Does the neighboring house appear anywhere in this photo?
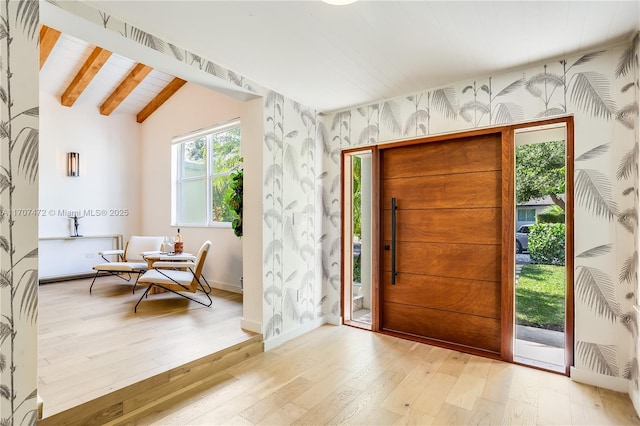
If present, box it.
[516,194,565,229]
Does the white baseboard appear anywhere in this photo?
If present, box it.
[212,280,242,294]
[263,315,330,351]
[326,314,342,325]
[570,366,629,393]
[241,317,262,334]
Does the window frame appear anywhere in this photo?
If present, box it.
[517,208,535,223]
[172,119,241,228]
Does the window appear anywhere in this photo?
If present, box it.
[172,120,241,226]
[517,208,535,222]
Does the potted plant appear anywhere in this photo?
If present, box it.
[225,167,243,237]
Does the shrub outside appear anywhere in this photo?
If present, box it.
[529,223,565,266]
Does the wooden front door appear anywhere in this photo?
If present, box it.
[381,133,503,355]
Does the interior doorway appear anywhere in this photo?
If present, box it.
[513,122,572,374]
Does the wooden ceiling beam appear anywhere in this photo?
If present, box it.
[61,47,112,107]
[39,25,61,69]
[136,77,187,123]
[100,63,153,116]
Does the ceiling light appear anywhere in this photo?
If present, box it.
[322,0,358,5]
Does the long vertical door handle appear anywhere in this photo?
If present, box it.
[391,197,398,285]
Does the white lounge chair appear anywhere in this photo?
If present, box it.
[134,240,212,312]
[89,235,164,294]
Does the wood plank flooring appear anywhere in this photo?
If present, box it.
[38,276,256,418]
[133,325,640,426]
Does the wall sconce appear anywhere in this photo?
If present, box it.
[67,152,79,177]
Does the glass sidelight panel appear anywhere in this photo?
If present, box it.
[514,123,569,374]
[343,150,373,328]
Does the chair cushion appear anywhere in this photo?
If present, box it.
[94,262,147,272]
[137,269,194,287]
[125,236,164,262]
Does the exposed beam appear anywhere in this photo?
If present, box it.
[100,63,153,116]
[61,47,112,107]
[39,25,61,69]
[136,78,187,123]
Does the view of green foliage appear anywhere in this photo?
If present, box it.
[352,156,362,238]
[184,128,242,223]
[529,223,566,266]
[515,140,566,210]
[536,204,565,224]
[516,264,565,331]
[225,168,243,237]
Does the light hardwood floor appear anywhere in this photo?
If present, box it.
[133,325,640,426]
[38,276,256,418]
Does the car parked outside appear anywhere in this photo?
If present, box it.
[516,223,534,254]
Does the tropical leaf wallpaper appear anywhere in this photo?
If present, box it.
[54,1,265,97]
[263,92,323,338]
[0,0,39,424]
[322,37,640,392]
[3,2,639,422]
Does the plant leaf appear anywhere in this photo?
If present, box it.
[20,269,38,323]
[619,252,638,284]
[431,87,458,119]
[403,109,430,136]
[459,100,490,122]
[620,312,638,337]
[0,237,9,253]
[573,51,605,67]
[0,385,9,400]
[570,72,613,120]
[493,102,523,125]
[0,270,10,288]
[575,169,617,220]
[577,244,612,258]
[21,106,38,117]
[616,102,638,130]
[0,322,10,345]
[358,124,378,146]
[526,73,564,97]
[18,127,38,183]
[616,144,638,181]
[575,143,610,162]
[618,208,638,234]
[283,144,299,182]
[623,358,639,381]
[575,266,619,322]
[576,341,619,376]
[615,33,638,78]
[494,78,524,98]
[265,313,282,338]
[129,26,166,52]
[264,240,283,265]
[17,0,39,40]
[168,43,184,61]
[380,101,401,135]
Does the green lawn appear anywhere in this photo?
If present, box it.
[516,264,565,331]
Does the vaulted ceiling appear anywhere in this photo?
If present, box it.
[39,25,185,123]
[41,1,640,116]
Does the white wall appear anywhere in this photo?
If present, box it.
[139,82,252,292]
[38,92,141,277]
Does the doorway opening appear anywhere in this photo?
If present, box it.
[343,149,374,329]
[513,122,571,374]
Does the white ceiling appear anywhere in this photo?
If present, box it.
[40,31,176,115]
[49,0,639,114]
